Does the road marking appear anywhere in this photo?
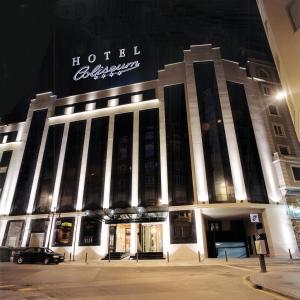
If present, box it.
[217,264,251,272]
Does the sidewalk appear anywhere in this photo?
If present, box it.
[248,267,300,300]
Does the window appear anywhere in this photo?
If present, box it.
[269,105,279,116]
[258,68,270,80]
[79,217,101,246]
[288,0,300,31]
[278,145,290,155]
[292,167,300,181]
[2,220,25,247]
[262,85,271,96]
[273,124,285,137]
[170,211,197,244]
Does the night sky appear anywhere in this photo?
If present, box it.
[0,0,272,124]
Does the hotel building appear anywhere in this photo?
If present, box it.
[0,45,299,260]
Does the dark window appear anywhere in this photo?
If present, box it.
[10,110,48,215]
[110,113,133,208]
[227,81,268,203]
[274,124,285,137]
[96,99,108,109]
[292,167,300,181]
[79,217,101,246]
[33,124,64,214]
[142,89,156,101]
[0,151,12,198]
[2,220,25,247]
[269,105,278,116]
[194,62,234,203]
[53,217,74,247]
[118,94,131,105]
[208,221,222,232]
[279,145,289,155]
[55,106,66,116]
[139,109,161,207]
[262,85,271,96]
[164,84,193,205]
[0,131,17,143]
[57,121,86,212]
[74,102,86,113]
[83,117,109,210]
[26,219,49,247]
[170,210,197,244]
[258,68,270,80]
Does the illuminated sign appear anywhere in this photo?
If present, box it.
[72,46,141,81]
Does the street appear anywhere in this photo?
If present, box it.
[0,260,288,300]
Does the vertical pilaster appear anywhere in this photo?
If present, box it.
[163,214,170,255]
[76,119,91,211]
[157,86,169,205]
[184,62,209,202]
[51,123,70,211]
[26,122,50,214]
[0,220,8,246]
[130,224,137,255]
[194,208,208,258]
[72,215,81,259]
[103,116,115,209]
[21,218,31,247]
[214,60,247,201]
[131,111,139,207]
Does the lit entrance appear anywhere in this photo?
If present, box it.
[108,224,131,253]
[138,224,163,252]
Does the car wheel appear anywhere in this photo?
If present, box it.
[17,257,24,264]
[44,257,50,265]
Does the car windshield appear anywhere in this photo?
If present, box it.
[44,248,54,254]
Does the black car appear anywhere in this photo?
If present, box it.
[13,247,64,265]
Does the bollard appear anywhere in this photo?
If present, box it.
[85,252,88,263]
[136,252,139,263]
[72,253,75,261]
[225,250,228,262]
[63,252,65,260]
[198,250,201,263]
[108,251,111,263]
[259,254,267,272]
[167,251,169,263]
[288,248,293,263]
[69,253,72,261]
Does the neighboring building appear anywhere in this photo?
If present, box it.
[0,45,299,261]
[257,0,300,141]
[257,0,300,252]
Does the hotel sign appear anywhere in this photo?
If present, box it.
[71,46,141,81]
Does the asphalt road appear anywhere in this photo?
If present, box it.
[0,262,280,300]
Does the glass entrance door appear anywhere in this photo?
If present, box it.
[140,224,163,252]
[109,224,130,253]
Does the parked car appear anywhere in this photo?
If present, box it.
[13,247,64,265]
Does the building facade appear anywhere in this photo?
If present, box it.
[0,45,299,261]
[257,0,300,140]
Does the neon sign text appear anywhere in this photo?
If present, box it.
[72,46,141,81]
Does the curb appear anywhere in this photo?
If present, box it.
[246,275,300,300]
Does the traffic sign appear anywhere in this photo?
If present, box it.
[250,213,260,223]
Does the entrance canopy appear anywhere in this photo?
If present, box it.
[85,205,168,224]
